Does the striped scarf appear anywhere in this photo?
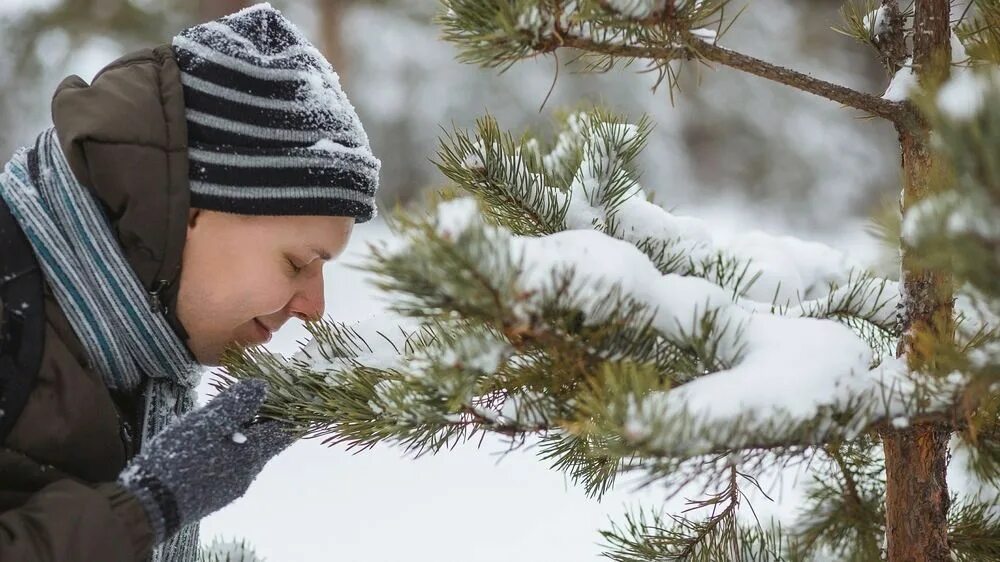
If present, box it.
[0,128,201,561]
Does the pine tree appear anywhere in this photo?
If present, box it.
[199,537,265,562]
[219,1,1000,559]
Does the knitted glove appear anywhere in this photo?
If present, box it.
[118,379,296,544]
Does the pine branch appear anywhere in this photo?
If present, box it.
[435,115,569,236]
[538,430,640,499]
[599,469,788,561]
[789,439,886,561]
[949,496,1000,560]
[439,109,881,307]
[904,72,1000,304]
[549,32,908,122]
[574,358,971,496]
[765,271,900,330]
[198,537,264,562]
[438,1,909,121]
[226,194,952,487]
[760,271,901,364]
[956,406,1000,484]
[836,0,911,75]
[957,0,1000,64]
[204,3,1000,558]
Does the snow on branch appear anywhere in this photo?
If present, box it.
[439,110,892,307]
[376,198,925,454]
[220,111,926,469]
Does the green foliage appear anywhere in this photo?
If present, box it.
[903,68,1000,432]
[435,109,652,236]
[600,483,789,562]
[957,0,1000,65]
[955,404,1000,485]
[435,109,770,302]
[836,0,890,47]
[435,0,736,93]
[907,69,1000,299]
[788,439,885,561]
[198,537,264,562]
[949,496,1000,561]
[436,114,568,236]
[834,0,912,70]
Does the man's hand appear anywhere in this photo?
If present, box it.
[118,379,296,544]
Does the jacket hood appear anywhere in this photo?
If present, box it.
[50,44,194,354]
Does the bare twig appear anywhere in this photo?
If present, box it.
[693,39,908,123]
[544,33,909,123]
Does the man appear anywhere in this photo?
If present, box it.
[0,3,379,561]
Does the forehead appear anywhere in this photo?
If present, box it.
[244,213,350,231]
[260,214,354,251]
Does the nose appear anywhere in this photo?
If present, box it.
[288,269,326,322]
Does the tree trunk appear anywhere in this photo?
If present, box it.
[199,0,250,21]
[882,1,954,560]
[317,0,350,79]
[882,423,952,561]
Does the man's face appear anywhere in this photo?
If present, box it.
[176,208,354,366]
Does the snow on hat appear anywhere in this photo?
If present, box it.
[171,3,380,222]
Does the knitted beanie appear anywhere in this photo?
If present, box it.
[171,3,379,222]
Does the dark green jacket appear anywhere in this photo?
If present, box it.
[0,44,194,561]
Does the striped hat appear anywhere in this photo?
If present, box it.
[171,3,380,222]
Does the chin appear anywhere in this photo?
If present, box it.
[186,339,227,367]
[191,347,221,367]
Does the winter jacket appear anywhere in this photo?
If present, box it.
[0,44,194,561]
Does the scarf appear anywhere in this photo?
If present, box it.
[0,128,202,562]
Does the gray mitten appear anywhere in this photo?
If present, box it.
[118,379,296,544]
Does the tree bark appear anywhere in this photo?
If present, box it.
[882,424,952,561]
[882,1,955,560]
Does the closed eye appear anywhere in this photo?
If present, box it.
[286,258,303,274]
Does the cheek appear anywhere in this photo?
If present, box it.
[237,273,294,317]
[177,261,231,327]
[181,251,282,323]
[181,229,298,325]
